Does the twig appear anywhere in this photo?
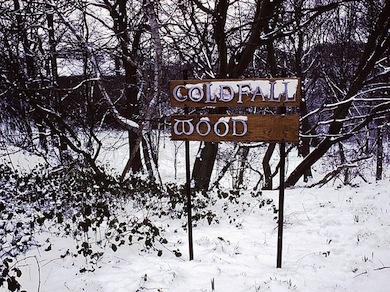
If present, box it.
[374,266,390,271]
[301,203,311,221]
[353,270,368,278]
[34,255,41,292]
[10,255,41,291]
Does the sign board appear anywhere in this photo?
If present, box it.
[171,114,299,142]
[170,78,300,108]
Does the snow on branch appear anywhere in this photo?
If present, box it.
[301,101,390,141]
[51,1,139,132]
[301,86,390,122]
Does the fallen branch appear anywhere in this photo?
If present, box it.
[374,266,390,271]
[309,163,357,188]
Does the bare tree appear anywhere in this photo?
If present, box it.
[164,0,361,191]
[1,0,388,189]
[286,0,390,186]
[165,0,287,191]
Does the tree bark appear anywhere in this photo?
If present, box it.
[262,143,275,190]
[235,146,250,189]
[192,141,219,192]
[376,125,383,181]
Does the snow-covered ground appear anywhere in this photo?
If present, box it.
[1,137,389,292]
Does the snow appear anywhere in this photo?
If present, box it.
[217,117,231,123]
[1,135,390,292]
[232,116,248,121]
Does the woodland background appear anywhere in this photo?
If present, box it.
[0,1,389,291]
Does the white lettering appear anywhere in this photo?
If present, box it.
[172,116,249,139]
[251,85,266,102]
[204,82,216,103]
[283,81,296,102]
[172,79,299,105]
[173,118,194,135]
[188,86,204,102]
[237,83,250,104]
[173,85,187,102]
[232,117,248,136]
[214,118,230,137]
[269,81,280,102]
[196,118,211,136]
[219,85,235,102]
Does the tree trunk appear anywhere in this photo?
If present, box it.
[142,136,154,179]
[235,146,249,189]
[298,93,312,182]
[286,137,332,187]
[46,4,58,86]
[338,142,349,184]
[125,63,143,173]
[376,125,383,181]
[192,141,219,192]
[115,0,142,173]
[47,3,66,154]
[262,143,275,190]
[191,1,229,192]
[14,0,48,151]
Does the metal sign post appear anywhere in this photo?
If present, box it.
[277,139,286,268]
[184,107,194,261]
[276,108,287,268]
[182,70,194,261]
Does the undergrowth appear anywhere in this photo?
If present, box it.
[0,159,275,291]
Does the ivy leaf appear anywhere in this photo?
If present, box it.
[7,276,20,292]
[56,213,63,224]
[13,268,22,278]
[2,268,9,277]
[84,204,92,216]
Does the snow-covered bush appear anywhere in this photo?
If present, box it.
[0,153,279,292]
[0,161,177,291]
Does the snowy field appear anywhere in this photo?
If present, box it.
[1,136,389,292]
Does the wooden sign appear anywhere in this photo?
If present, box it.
[169,78,301,265]
[170,78,300,108]
[171,114,299,142]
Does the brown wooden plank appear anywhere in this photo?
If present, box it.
[171,114,299,142]
[170,78,300,108]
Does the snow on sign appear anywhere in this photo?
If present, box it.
[171,114,299,142]
[170,78,300,107]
